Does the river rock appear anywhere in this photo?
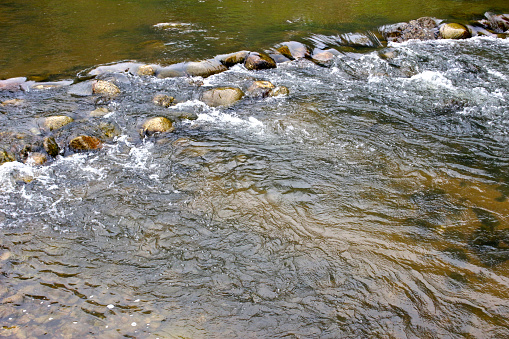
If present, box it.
[244,52,277,70]
[137,64,157,76]
[68,80,95,96]
[217,51,250,67]
[92,80,120,96]
[69,135,103,151]
[246,81,275,97]
[275,41,310,60]
[440,23,471,39]
[270,86,290,97]
[43,116,74,131]
[26,152,47,166]
[153,94,175,107]
[141,117,174,136]
[1,99,25,106]
[89,107,109,117]
[43,136,59,157]
[185,59,228,77]
[311,49,338,67]
[88,62,140,76]
[0,77,27,92]
[482,12,509,33]
[380,17,440,42]
[201,87,244,107]
[157,63,187,78]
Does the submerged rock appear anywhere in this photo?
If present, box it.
[157,63,187,78]
[201,87,244,107]
[338,32,381,48]
[440,23,471,39]
[43,116,74,131]
[244,52,277,70]
[246,81,276,97]
[1,99,25,106]
[141,117,174,136]
[92,80,120,97]
[185,59,228,77]
[275,41,310,60]
[270,86,290,97]
[311,49,339,67]
[217,51,250,67]
[43,136,59,157]
[153,94,175,108]
[69,135,103,151]
[89,107,110,117]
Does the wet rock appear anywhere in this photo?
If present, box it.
[137,64,157,76]
[338,32,381,48]
[0,77,27,92]
[43,116,74,131]
[380,17,440,42]
[88,62,140,76]
[26,152,47,166]
[68,80,95,96]
[244,52,277,70]
[201,87,244,107]
[270,53,292,63]
[217,51,250,67]
[0,149,15,165]
[30,80,73,90]
[153,94,175,108]
[1,98,25,106]
[482,12,509,33]
[43,136,59,157]
[270,86,290,97]
[98,122,121,139]
[185,59,228,77]
[168,111,198,121]
[275,41,310,60]
[69,135,103,151]
[140,117,174,136]
[156,63,187,78]
[246,81,276,97]
[440,23,471,39]
[92,80,120,97]
[311,49,338,67]
[89,107,110,117]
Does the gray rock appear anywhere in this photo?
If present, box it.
[185,59,228,77]
[202,87,244,107]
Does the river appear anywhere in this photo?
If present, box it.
[1,1,509,338]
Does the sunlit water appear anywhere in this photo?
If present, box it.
[1,1,509,338]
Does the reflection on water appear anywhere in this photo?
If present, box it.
[1,1,509,338]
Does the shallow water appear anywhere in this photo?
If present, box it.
[2,1,509,339]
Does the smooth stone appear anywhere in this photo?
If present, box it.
[43,116,74,131]
[440,23,471,39]
[276,41,310,59]
[88,62,141,76]
[43,136,59,157]
[26,152,47,166]
[244,52,277,70]
[311,49,338,66]
[141,117,174,136]
[156,63,187,78]
[137,64,157,76]
[185,59,228,77]
[153,94,175,107]
[89,107,109,117]
[246,81,276,97]
[1,99,25,106]
[30,80,73,90]
[201,87,244,107]
[217,51,250,67]
[0,77,27,92]
[92,80,120,96]
[68,80,94,96]
[69,135,103,151]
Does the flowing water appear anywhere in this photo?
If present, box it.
[1,1,509,338]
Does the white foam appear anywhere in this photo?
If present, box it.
[409,71,455,90]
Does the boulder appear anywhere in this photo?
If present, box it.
[43,116,74,131]
[440,23,471,39]
[246,81,275,97]
[201,87,244,107]
[380,17,440,42]
[153,94,175,107]
[69,135,103,151]
[185,59,228,77]
[43,136,59,157]
[244,52,277,70]
[92,80,120,97]
[140,117,174,136]
[217,51,250,67]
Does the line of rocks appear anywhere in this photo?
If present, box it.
[0,12,507,167]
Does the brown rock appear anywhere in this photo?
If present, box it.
[43,136,59,157]
[141,117,174,136]
[1,99,24,106]
[185,59,228,77]
[43,116,74,131]
[153,94,175,107]
[218,51,250,67]
[92,80,120,96]
[246,81,276,97]
[269,86,290,97]
[276,41,310,59]
[440,23,471,39]
[89,107,109,117]
[201,87,244,107]
[137,65,157,76]
[244,52,277,70]
[69,135,103,151]
[26,152,47,166]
